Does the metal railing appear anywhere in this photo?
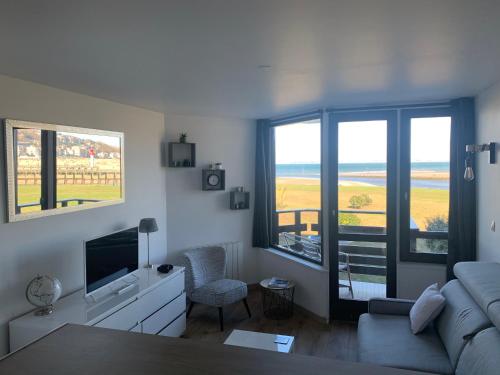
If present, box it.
[16,198,101,214]
[274,208,448,273]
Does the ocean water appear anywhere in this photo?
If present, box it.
[276,162,450,190]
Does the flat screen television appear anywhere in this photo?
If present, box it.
[84,227,139,295]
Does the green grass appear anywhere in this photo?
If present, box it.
[17,184,121,212]
[276,179,449,230]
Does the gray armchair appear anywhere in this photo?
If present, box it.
[181,246,251,331]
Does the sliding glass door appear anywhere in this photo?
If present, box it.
[329,111,397,319]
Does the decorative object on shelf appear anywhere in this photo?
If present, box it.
[464,142,496,182]
[168,142,196,168]
[26,275,62,316]
[179,132,187,143]
[260,278,295,320]
[230,187,250,210]
[202,168,225,191]
[157,264,173,274]
[139,218,158,268]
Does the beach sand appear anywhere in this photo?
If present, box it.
[340,171,449,180]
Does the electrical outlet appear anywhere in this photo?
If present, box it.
[491,220,496,232]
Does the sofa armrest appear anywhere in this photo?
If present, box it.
[368,298,415,315]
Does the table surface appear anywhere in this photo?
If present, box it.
[260,278,296,289]
[224,329,295,353]
[0,324,430,375]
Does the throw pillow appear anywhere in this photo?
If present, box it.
[409,283,446,334]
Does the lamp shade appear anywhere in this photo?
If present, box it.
[139,218,158,233]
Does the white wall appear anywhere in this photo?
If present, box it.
[164,114,258,283]
[0,75,167,355]
[476,82,500,262]
[257,249,329,319]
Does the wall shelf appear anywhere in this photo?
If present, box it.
[230,190,250,210]
[168,142,196,168]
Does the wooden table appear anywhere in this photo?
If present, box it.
[0,324,428,375]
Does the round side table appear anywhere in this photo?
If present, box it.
[260,279,296,320]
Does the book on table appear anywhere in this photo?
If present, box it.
[268,277,289,289]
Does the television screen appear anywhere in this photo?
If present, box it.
[85,227,138,294]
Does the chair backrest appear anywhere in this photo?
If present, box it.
[181,246,226,296]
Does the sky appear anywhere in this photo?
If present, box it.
[275,117,451,164]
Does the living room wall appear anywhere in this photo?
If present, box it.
[0,75,167,355]
[164,114,258,283]
[476,81,500,262]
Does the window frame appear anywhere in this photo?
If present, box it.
[269,112,324,265]
[399,107,452,264]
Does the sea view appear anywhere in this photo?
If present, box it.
[276,162,450,189]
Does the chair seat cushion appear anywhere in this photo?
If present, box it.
[191,279,247,307]
[358,313,453,374]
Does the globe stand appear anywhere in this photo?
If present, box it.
[35,305,54,316]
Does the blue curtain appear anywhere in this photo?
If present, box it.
[252,120,273,248]
[448,98,476,280]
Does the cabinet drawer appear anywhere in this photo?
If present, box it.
[94,298,142,331]
[140,273,184,317]
[94,272,184,331]
[142,293,186,335]
[158,314,186,338]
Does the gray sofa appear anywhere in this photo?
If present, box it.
[358,262,500,374]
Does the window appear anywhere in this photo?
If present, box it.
[400,109,451,263]
[271,117,322,264]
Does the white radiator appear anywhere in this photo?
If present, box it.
[183,241,242,280]
[219,241,242,280]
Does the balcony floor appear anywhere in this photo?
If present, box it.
[339,280,386,301]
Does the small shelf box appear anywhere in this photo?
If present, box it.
[168,142,196,168]
[230,190,250,210]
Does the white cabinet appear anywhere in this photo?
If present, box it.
[9,267,186,352]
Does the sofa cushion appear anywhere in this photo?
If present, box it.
[191,279,247,306]
[435,279,492,369]
[454,262,500,329]
[410,283,446,334]
[456,327,500,375]
[358,313,453,374]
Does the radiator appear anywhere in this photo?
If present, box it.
[183,241,242,280]
[219,241,242,280]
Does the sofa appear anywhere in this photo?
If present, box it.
[357,262,500,374]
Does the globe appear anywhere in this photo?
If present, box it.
[26,275,62,316]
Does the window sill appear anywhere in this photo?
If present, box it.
[260,247,328,272]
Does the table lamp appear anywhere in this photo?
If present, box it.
[139,218,158,268]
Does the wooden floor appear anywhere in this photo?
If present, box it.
[183,287,358,362]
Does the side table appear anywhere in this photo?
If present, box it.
[259,279,296,320]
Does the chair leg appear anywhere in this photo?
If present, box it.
[243,298,251,318]
[347,266,354,298]
[218,307,224,331]
[187,302,195,318]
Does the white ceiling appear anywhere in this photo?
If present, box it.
[1,0,500,119]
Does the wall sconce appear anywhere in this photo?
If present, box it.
[464,142,496,182]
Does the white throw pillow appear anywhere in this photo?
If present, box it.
[409,283,446,334]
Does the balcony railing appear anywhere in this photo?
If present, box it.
[16,198,101,214]
[274,208,447,271]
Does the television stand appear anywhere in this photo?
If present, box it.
[9,267,186,352]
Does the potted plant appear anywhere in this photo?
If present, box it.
[179,133,187,143]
